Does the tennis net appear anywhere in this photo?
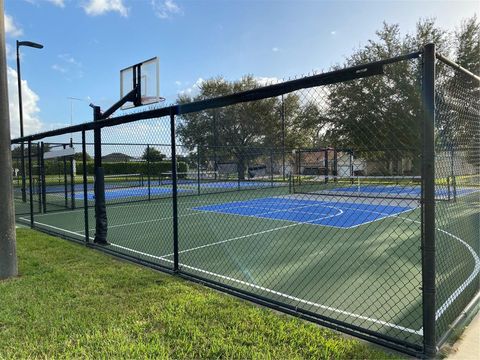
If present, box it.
[104,173,145,189]
[292,175,426,200]
[158,171,281,192]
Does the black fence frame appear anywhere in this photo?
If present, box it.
[10,44,480,358]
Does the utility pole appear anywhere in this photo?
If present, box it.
[0,0,18,279]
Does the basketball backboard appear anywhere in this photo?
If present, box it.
[120,57,160,109]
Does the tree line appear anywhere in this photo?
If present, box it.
[177,16,479,177]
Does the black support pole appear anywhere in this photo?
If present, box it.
[324,149,329,184]
[270,149,274,187]
[27,140,34,227]
[147,145,151,201]
[93,105,108,244]
[82,131,89,243]
[197,147,201,195]
[63,144,68,208]
[70,138,75,209]
[170,110,179,272]
[36,143,42,213]
[40,142,46,213]
[421,43,436,358]
[281,95,286,180]
[213,110,218,180]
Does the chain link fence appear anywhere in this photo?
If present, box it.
[10,45,479,357]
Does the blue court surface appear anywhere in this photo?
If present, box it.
[329,184,476,197]
[193,197,415,228]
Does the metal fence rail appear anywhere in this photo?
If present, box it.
[10,44,479,358]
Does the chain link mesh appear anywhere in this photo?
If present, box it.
[10,50,479,356]
[434,58,480,343]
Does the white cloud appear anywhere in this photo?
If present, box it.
[83,0,128,17]
[151,0,182,19]
[4,14,23,37]
[330,30,337,35]
[7,67,43,138]
[179,78,204,96]
[47,0,65,7]
[272,47,279,52]
[52,54,83,79]
[254,77,279,86]
[5,43,14,60]
[175,80,182,86]
[58,53,82,67]
[52,64,67,73]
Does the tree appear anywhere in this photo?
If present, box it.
[455,15,480,74]
[177,76,316,179]
[438,15,480,169]
[322,20,450,175]
[142,147,165,162]
[74,152,92,162]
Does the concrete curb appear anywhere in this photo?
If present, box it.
[446,312,480,359]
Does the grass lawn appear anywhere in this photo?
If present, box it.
[0,229,397,359]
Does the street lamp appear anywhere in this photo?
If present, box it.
[16,40,43,202]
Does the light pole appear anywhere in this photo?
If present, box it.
[16,40,43,202]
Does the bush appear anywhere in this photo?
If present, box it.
[43,160,187,176]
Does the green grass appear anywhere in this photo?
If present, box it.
[0,229,397,359]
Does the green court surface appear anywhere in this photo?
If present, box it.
[15,187,479,348]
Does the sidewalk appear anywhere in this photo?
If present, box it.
[446,312,480,359]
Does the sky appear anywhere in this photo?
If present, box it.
[3,0,479,140]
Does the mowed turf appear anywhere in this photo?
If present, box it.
[15,185,480,349]
[0,229,398,359]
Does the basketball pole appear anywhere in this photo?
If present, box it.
[0,0,18,279]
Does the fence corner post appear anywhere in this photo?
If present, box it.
[422,42,437,358]
[170,107,179,272]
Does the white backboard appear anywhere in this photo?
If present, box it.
[120,57,160,109]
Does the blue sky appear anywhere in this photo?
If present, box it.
[4,0,479,138]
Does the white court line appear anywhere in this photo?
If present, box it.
[193,199,417,230]
[31,197,216,218]
[435,228,480,320]
[25,198,479,335]
[394,216,480,326]
[19,217,89,239]
[160,209,343,258]
[20,214,423,335]
[79,212,204,233]
[341,207,418,229]
[107,242,421,335]
[21,215,422,335]
[192,201,348,229]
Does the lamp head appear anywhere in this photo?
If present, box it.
[17,41,44,49]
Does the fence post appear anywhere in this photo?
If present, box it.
[93,105,108,245]
[270,149,274,187]
[422,42,436,358]
[197,146,201,195]
[170,109,179,272]
[40,142,46,213]
[63,144,68,208]
[82,131,89,244]
[281,94,286,180]
[28,140,34,227]
[147,145,151,201]
[69,138,75,209]
[324,148,329,184]
[36,143,42,213]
